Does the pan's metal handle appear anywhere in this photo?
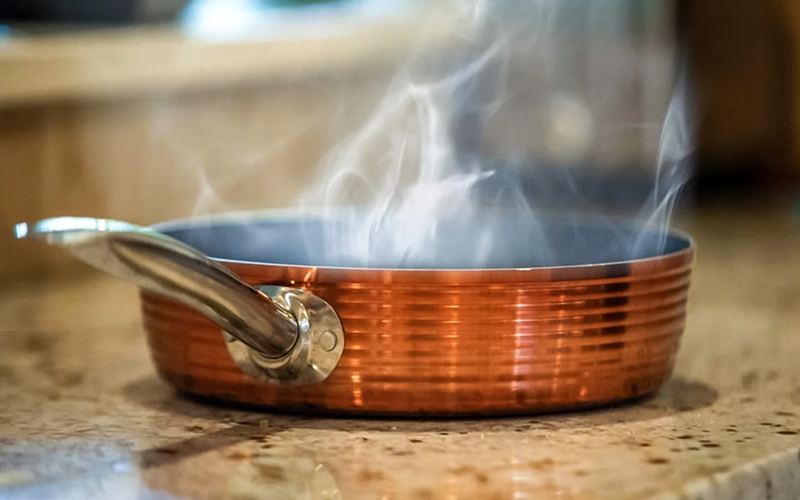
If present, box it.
[14,217,344,385]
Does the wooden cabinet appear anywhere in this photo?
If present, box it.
[682,0,800,174]
[0,6,455,278]
[0,86,371,277]
[783,0,800,171]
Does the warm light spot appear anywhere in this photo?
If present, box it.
[352,374,363,407]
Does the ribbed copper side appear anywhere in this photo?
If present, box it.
[141,248,693,416]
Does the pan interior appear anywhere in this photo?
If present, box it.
[158,215,690,270]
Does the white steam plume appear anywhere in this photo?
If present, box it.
[633,62,695,257]
[298,1,562,269]
[289,0,693,269]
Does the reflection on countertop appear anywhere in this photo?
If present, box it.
[1,202,800,499]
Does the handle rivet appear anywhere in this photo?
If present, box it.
[319,330,338,352]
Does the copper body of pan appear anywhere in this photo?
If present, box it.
[133,212,693,416]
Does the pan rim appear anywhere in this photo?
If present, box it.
[150,207,695,275]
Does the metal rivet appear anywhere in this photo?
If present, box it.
[319,331,337,352]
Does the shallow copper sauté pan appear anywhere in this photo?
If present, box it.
[18,210,693,416]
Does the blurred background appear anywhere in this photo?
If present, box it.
[0,0,798,277]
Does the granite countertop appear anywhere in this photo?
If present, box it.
[1,203,800,499]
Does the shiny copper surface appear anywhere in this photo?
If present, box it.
[141,241,693,416]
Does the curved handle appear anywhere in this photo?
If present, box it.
[15,217,346,385]
[16,217,298,358]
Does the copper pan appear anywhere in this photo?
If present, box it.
[18,211,693,416]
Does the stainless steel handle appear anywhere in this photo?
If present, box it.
[15,217,344,385]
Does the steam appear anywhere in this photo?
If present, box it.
[296,0,692,269]
[297,1,557,268]
[633,64,695,256]
[298,39,509,267]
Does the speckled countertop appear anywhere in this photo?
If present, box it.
[1,204,800,500]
